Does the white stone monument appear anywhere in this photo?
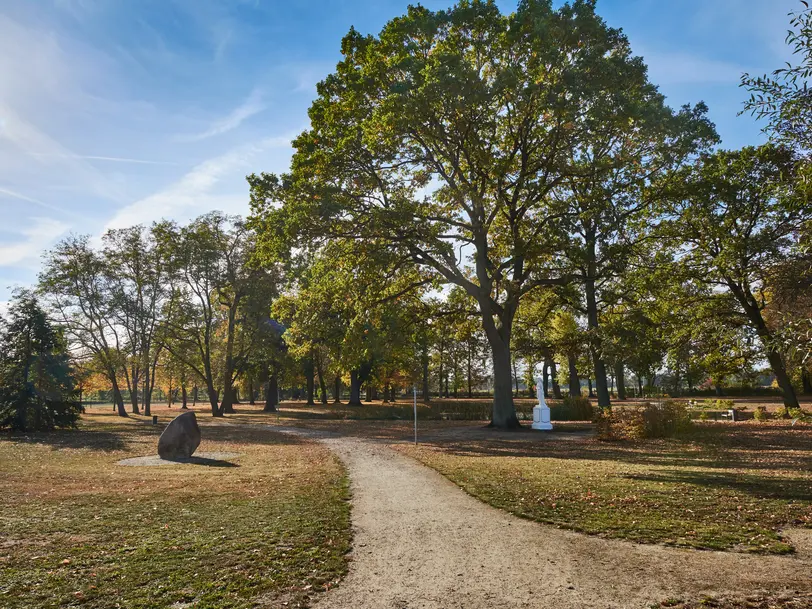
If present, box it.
[531,378,553,431]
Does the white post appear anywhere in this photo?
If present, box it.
[413,386,418,445]
[531,377,553,431]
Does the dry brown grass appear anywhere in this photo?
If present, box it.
[0,411,351,608]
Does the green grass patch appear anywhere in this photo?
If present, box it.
[0,413,351,608]
[397,422,812,554]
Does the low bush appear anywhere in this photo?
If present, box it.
[753,406,769,421]
[687,398,735,410]
[550,396,594,421]
[596,401,693,440]
[788,408,812,423]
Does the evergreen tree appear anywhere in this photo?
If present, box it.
[0,291,82,431]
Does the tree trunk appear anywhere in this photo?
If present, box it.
[444,373,449,398]
[422,344,431,402]
[728,280,799,409]
[512,356,519,397]
[550,360,562,399]
[248,379,255,405]
[315,357,327,405]
[181,385,188,409]
[714,383,724,397]
[567,355,581,397]
[264,372,278,412]
[333,376,342,404]
[111,375,127,417]
[467,344,473,399]
[348,370,362,406]
[304,359,315,406]
[487,335,520,428]
[207,379,220,416]
[130,384,140,415]
[588,378,595,398]
[192,386,198,406]
[220,386,236,414]
[438,338,444,400]
[615,362,627,400]
[543,362,550,398]
[803,369,812,395]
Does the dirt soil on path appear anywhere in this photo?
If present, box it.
[244,425,812,609]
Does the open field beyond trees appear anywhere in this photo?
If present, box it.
[0,412,351,609]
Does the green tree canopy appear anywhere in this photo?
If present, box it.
[249,0,708,427]
[0,291,81,431]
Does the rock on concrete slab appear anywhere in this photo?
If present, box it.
[157,411,201,460]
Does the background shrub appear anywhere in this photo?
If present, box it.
[550,396,594,421]
[596,401,693,440]
[753,406,769,421]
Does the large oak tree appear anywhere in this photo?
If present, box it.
[250,0,705,427]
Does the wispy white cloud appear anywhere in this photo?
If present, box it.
[102,134,294,232]
[176,89,266,142]
[0,102,125,203]
[0,186,84,218]
[641,50,747,86]
[27,152,178,166]
[0,217,70,269]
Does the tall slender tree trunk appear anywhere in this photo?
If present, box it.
[248,379,255,405]
[588,378,595,398]
[315,357,327,404]
[615,362,627,400]
[207,377,220,417]
[584,268,611,407]
[304,358,315,406]
[422,344,431,403]
[437,338,444,400]
[111,374,127,417]
[192,386,198,407]
[264,371,278,412]
[567,355,581,397]
[550,360,562,399]
[466,341,473,398]
[512,356,519,397]
[333,376,342,404]
[181,385,188,409]
[802,369,812,395]
[142,372,151,417]
[728,280,799,409]
[348,370,362,406]
[543,362,550,398]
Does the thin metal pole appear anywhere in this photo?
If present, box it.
[413,386,418,445]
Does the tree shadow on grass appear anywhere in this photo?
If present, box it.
[421,424,812,473]
[622,469,812,503]
[162,456,240,468]
[1,428,129,452]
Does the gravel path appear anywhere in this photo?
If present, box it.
[313,435,810,609]
[223,424,810,608]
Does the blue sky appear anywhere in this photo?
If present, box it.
[0,0,800,302]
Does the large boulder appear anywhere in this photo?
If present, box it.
[157,411,201,460]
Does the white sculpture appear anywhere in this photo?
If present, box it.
[531,377,553,431]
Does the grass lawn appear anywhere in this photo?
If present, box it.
[396,421,812,554]
[0,412,351,608]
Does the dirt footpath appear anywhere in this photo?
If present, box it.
[305,434,810,609]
